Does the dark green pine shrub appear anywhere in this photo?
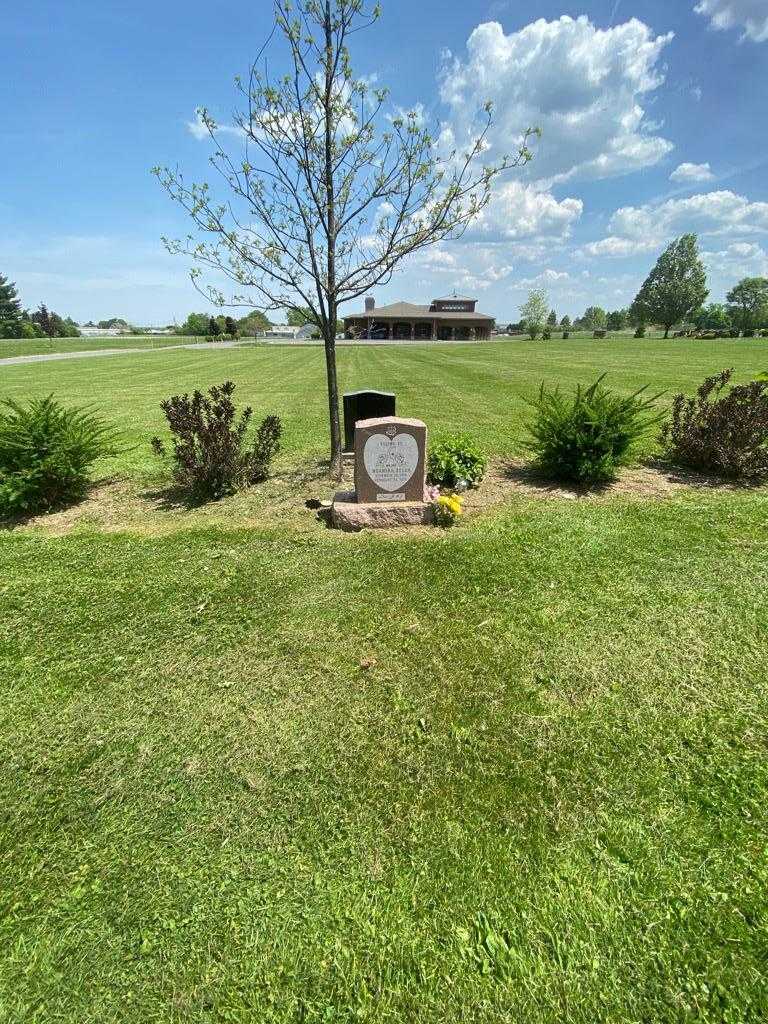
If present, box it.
[0,396,120,515]
[525,375,663,485]
[660,369,768,480]
[151,381,282,501]
[428,433,486,489]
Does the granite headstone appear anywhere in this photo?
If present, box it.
[354,416,427,504]
[343,390,396,452]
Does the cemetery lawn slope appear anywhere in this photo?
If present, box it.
[1,339,767,1022]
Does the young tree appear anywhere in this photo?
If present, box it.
[583,306,608,331]
[560,314,571,331]
[0,273,23,337]
[547,309,558,327]
[208,316,222,337]
[631,234,708,339]
[726,277,768,334]
[520,289,549,340]
[154,0,538,474]
[225,315,239,337]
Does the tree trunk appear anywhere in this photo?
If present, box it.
[323,1,342,480]
[664,326,670,339]
[323,324,343,478]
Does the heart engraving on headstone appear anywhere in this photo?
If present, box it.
[363,432,419,492]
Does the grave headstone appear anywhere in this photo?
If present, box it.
[354,416,427,504]
[343,390,396,452]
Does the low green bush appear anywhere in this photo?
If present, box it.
[525,375,663,485]
[0,396,120,515]
[427,434,486,489]
[151,380,282,501]
[660,369,768,480]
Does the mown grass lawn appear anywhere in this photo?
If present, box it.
[1,338,767,1023]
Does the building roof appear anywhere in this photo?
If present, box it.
[433,294,476,302]
[344,300,493,321]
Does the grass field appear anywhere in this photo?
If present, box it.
[1,338,767,1023]
[0,334,205,360]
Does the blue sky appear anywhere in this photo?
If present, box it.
[2,0,767,325]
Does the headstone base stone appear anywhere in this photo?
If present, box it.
[331,491,434,532]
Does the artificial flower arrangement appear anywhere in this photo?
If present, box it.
[427,484,465,528]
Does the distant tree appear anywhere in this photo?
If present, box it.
[520,289,549,339]
[0,273,23,336]
[606,309,627,331]
[97,318,129,329]
[32,304,56,341]
[560,314,571,331]
[60,316,81,338]
[726,277,768,334]
[287,306,316,327]
[208,316,222,337]
[631,234,708,339]
[695,303,731,333]
[154,0,538,475]
[238,310,272,336]
[179,313,211,336]
[547,309,558,327]
[583,306,608,330]
[224,315,239,338]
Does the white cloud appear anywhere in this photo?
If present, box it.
[514,269,573,289]
[467,181,583,241]
[702,241,768,277]
[408,243,516,292]
[608,190,768,240]
[439,15,674,185]
[580,236,660,258]
[186,110,246,140]
[670,161,715,183]
[694,0,768,43]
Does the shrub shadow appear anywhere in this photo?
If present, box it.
[0,480,111,531]
[642,458,765,492]
[500,461,613,497]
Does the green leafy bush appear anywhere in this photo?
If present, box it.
[427,434,486,489]
[660,369,768,480]
[525,375,663,485]
[0,396,119,515]
[151,380,282,501]
[634,325,646,338]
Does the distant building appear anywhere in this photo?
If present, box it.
[79,326,126,337]
[343,293,495,341]
[263,324,302,339]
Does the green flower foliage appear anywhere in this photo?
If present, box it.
[427,434,486,489]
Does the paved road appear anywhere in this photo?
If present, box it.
[0,340,243,367]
